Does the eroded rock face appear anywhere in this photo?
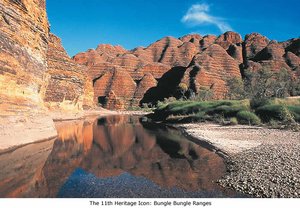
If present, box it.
[74,31,300,109]
[93,68,136,110]
[44,33,94,111]
[132,63,169,80]
[186,44,241,98]
[0,0,98,150]
[227,44,243,63]
[215,31,243,49]
[200,35,217,49]
[136,36,198,67]
[243,38,300,77]
[285,38,300,56]
[73,35,203,109]
[244,33,270,60]
[0,0,49,115]
[285,52,300,70]
[132,73,157,106]
[253,41,285,61]
[0,0,57,149]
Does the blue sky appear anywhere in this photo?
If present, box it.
[46,0,300,57]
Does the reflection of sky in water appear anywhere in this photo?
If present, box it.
[57,169,230,198]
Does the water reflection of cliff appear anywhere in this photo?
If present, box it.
[36,115,226,197]
[0,115,228,197]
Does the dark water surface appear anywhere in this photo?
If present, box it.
[0,115,241,198]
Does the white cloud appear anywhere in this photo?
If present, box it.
[182,3,232,33]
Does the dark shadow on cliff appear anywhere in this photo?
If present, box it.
[140,66,187,105]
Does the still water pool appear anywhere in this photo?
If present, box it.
[0,115,241,198]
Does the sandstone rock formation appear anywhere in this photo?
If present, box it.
[0,0,57,149]
[244,33,270,59]
[243,37,300,78]
[44,33,94,111]
[185,44,241,99]
[0,0,94,150]
[74,31,300,109]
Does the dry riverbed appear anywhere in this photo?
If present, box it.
[178,123,300,198]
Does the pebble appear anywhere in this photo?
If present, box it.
[218,143,300,198]
[180,122,300,198]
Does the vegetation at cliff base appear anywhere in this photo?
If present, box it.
[150,98,299,129]
[147,68,300,130]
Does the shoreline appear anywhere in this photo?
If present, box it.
[0,109,147,152]
[177,122,300,198]
[51,109,148,121]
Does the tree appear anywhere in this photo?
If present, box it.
[226,77,246,100]
[290,77,300,96]
[245,68,274,100]
[177,83,188,99]
[197,86,214,101]
[272,68,293,98]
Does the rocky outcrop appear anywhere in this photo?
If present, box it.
[185,44,241,98]
[74,36,202,109]
[215,32,243,63]
[285,52,300,70]
[134,36,199,67]
[0,0,57,149]
[200,35,217,49]
[285,38,300,56]
[132,63,169,80]
[244,33,270,60]
[243,38,300,78]
[0,0,97,150]
[215,31,243,49]
[44,33,94,111]
[74,32,300,109]
[132,73,157,106]
[253,41,285,61]
[93,69,136,110]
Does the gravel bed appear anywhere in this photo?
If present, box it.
[219,143,300,197]
[178,123,300,198]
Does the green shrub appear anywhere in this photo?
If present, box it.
[196,86,214,101]
[153,100,251,121]
[212,114,224,124]
[256,105,283,122]
[151,96,300,126]
[250,98,273,109]
[268,119,280,128]
[279,105,295,124]
[273,98,300,106]
[288,106,300,122]
[237,111,261,125]
[188,111,210,122]
[207,104,248,117]
[230,117,238,125]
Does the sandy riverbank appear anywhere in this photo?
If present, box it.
[178,123,300,197]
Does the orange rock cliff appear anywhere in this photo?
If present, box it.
[0,0,56,149]
[74,33,300,109]
[0,0,94,149]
